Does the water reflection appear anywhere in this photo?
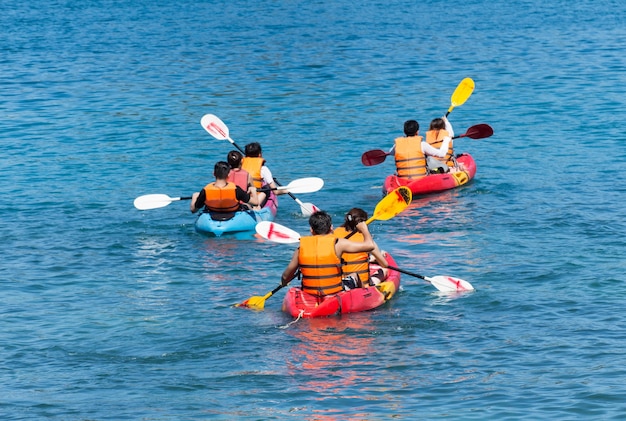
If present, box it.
[285,314,377,395]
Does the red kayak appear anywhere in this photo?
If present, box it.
[383,153,476,196]
[282,253,401,318]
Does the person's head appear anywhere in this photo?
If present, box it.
[213,161,231,180]
[227,150,243,168]
[429,118,445,130]
[308,211,333,235]
[404,120,419,136]
[245,142,262,157]
[343,208,368,232]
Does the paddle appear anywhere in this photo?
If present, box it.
[133,177,323,211]
[385,266,474,292]
[200,114,321,216]
[255,186,412,244]
[234,284,284,310]
[446,77,475,117]
[240,187,413,309]
[361,123,494,166]
[134,194,193,210]
[255,223,474,292]
[258,177,324,194]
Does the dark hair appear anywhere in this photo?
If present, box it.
[343,208,368,232]
[213,161,231,179]
[404,120,419,136]
[309,211,333,235]
[227,150,243,168]
[429,118,445,130]
[244,142,262,157]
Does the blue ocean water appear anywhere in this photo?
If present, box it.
[3,0,626,419]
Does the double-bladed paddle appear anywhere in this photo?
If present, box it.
[200,113,321,216]
[255,220,475,293]
[134,177,323,210]
[236,187,413,309]
[361,123,494,166]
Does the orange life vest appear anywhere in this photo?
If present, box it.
[203,182,240,213]
[425,129,454,166]
[394,136,427,179]
[227,168,249,191]
[333,226,370,285]
[241,157,265,188]
[299,235,343,297]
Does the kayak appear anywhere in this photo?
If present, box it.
[383,153,476,197]
[194,191,278,237]
[282,253,401,318]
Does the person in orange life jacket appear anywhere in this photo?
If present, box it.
[333,208,389,289]
[281,211,375,297]
[190,161,260,220]
[388,119,451,180]
[242,142,287,207]
[425,115,455,173]
[226,150,257,199]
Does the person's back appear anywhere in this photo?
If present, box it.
[394,120,428,179]
[199,161,240,219]
[226,150,252,191]
[241,142,266,189]
[190,161,259,220]
[299,234,344,297]
[281,211,376,296]
[425,117,454,169]
[335,208,388,288]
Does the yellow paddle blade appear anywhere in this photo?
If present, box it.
[235,292,270,310]
[450,77,475,108]
[367,186,412,223]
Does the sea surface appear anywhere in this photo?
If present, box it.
[3,0,626,419]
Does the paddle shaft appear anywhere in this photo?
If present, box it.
[387,265,427,281]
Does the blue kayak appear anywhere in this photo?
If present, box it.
[194,191,278,237]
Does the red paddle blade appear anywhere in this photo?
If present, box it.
[361,149,390,166]
[463,124,493,139]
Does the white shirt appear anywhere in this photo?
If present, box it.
[261,166,274,186]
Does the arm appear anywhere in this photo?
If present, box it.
[370,241,388,268]
[281,248,300,286]
[190,190,205,213]
[443,115,454,138]
[421,137,450,158]
[336,221,375,256]
[262,166,286,196]
[236,185,258,206]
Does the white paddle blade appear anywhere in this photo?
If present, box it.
[255,221,301,244]
[277,177,324,194]
[427,275,475,292]
[201,114,231,142]
[134,194,174,210]
[300,202,320,217]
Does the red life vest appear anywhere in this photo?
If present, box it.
[203,182,239,213]
[394,136,427,179]
[298,235,343,297]
[227,168,249,191]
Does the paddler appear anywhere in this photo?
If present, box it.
[424,115,456,173]
[190,161,259,220]
[388,119,451,179]
[242,142,287,207]
[334,208,389,289]
[281,211,375,297]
